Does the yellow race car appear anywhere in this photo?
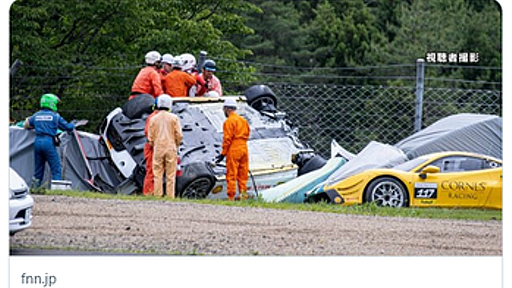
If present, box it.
[305,152,502,209]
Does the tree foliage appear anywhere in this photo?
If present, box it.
[231,0,501,88]
[10,0,259,127]
[10,0,501,131]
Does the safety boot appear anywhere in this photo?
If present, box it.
[239,191,249,201]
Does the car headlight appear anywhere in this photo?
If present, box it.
[10,187,29,199]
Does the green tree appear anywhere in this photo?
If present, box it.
[10,0,259,128]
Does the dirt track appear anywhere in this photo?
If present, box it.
[10,195,502,256]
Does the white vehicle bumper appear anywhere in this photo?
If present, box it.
[9,195,34,234]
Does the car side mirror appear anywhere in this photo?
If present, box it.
[419,165,440,179]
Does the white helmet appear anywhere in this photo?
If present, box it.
[145,51,161,65]
[206,91,220,98]
[171,56,184,69]
[161,54,174,65]
[223,98,237,108]
[180,53,197,72]
[157,94,173,109]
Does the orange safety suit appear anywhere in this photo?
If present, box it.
[221,111,250,200]
[142,110,160,196]
[162,70,197,97]
[148,111,183,198]
[130,66,164,100]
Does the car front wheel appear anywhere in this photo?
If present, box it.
[365,177,409,208]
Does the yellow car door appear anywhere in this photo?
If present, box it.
[437,170,493,207]
[415,155,495,208]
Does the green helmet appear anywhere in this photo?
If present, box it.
[40,93,60,111]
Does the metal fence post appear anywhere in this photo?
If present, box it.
[414,58,425,132]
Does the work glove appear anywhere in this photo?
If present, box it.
[214,154,225,164]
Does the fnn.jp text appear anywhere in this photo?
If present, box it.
[21,273,57,287]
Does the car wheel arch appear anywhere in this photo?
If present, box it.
[363,175,410,207]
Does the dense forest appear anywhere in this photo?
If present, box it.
[231,0,501,88]
[10,0,501,86]
[10,0,502,148]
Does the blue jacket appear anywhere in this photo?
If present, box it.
[28,108,75,137]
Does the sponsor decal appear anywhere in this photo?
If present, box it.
[35,115,53,121]
[448,193,478,200]
[441,181,486,192]
[247,184,272,191]
[420,200,434,204]
[414,183,437,199]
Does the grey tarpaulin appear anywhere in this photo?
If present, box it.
[325,141,408,187]
[9,126,123,192]
[324,114,501,187]
[395,113,502,160]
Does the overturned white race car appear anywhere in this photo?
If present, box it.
[98,85,327,199]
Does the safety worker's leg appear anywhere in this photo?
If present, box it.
[33,138,47,187]
[153,149,165,197]
[225,152,239,201]
[142,143,154,196]
[164,151,177,199]
[237,150,249,200]
[45,143,62,181]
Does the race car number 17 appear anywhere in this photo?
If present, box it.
[414,183,438,199]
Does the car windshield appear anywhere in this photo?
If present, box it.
[393,157,428,172]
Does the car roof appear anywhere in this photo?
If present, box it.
[417,151,502,163]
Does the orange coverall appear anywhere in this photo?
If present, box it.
[130,66,164,99]
[142,110,160,196]
[221,111,250,200]
[162,70,197,97]
[148,111,183,198]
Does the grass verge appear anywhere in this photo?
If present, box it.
[9,244,202,255]
[34,189,501,221]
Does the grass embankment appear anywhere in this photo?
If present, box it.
[35,189,501,221]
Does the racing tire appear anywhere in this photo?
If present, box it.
[122,94,155,119]
[365,177,409,208]
[244,85,278,111]
[176,162,216,199]
[297,154,327,176]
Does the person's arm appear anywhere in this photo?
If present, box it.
[174,116,183,148]
[185,73,197,87]
[148,118,155,147]
[152,70,164,96]
[212,76,223,96]
[195,74,207,96]
[23,116,33,129]
[221,119,234,156]
[57,115,75,131]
